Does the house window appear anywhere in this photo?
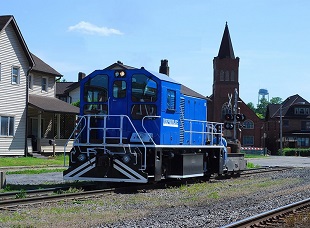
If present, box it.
[243,135,254,146]
[294,107,310,115]
[0,116,14,136]
[12,66,20,84]
[167,89,176,111]
[301,121,310,131]
[29,75,33,89]
[297,137,309,147]
[283,119,289,127]
[42,77,48,92]
[243,120,254,129]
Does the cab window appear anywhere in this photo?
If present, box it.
[84,74,108,102]
[113,81,126,98]
[167,89,176,111]
[132,74,157,102]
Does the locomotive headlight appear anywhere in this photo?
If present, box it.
[114,71,119,77]
[77,153,87,162]
[122,155,131,163]
[119,71,125,77]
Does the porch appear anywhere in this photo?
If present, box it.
[27,94,79,154]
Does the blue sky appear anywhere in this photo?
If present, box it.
[2,1,310,105]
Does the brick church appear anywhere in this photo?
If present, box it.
[207,23,263,148]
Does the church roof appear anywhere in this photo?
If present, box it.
[217,22,235,59]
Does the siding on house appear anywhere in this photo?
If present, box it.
[29,72,56,98]
[69,87,80,103]
[0,23,29,155]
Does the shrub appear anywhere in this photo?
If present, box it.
[282,148,310,156]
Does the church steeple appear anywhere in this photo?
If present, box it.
[208,22,240,123]
[217,22,235,59]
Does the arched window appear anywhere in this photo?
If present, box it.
[243,120,254,129]
[225,71,229,81]
[231,70,235,81]
[220,70,224,81]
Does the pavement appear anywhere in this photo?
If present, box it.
[247,156,310,168]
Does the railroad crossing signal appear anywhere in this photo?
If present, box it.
[224,113,246,130]
[236,113,246,121]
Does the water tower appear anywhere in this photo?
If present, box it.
[258,88,269,104]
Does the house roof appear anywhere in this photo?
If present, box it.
[31,53,62,76]
[217,22,235,59]
[29,94,79,114]
[56,82,75,95]
[267,94,310,118]
[0,15,34,67]
[105,61,136,70]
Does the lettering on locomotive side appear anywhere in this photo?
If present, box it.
[163,118,178,127]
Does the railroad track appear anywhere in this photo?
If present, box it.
[0,166,294,210]
[240,166,294,176]
[223,198,310,227]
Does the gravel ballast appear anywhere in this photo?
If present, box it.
[2,167,310,227]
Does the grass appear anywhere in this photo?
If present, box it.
[243,154,269,158]
[0,154,68,167]
[247,162,260,168]
[6,168,66,175]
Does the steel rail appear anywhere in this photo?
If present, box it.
[0,188,117,209]
[222,197,310,228]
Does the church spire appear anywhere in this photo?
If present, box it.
[217,22,235,59]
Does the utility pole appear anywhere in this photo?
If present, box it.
[233,88,238,141]
[280,104,283,155]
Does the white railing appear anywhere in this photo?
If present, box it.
[183,119,224,145]
[64,114,148,170]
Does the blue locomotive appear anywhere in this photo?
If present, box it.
[63,62,246,183]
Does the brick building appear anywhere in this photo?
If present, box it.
[207,23,264,148]
[265,94,310,153]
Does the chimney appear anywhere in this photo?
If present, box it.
[159,59,169,76]
[78,72,86,81]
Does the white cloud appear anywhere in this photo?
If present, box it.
[68,21,123,36]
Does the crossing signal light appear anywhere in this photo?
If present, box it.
[236,114,246,121]
[225,114,234,121]
[224,122,234,130]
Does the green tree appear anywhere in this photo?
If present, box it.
[72,100,80,107]
[246,97,282,119]
[270,97,282,104]
[56,77,67,82]
[246,102,256,112]
[256,97,269,117]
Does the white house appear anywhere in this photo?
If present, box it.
[0,15,79,156]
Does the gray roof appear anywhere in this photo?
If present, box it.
[56,82,75,95]
[31,53,62,76]
[29,94,79,114]
[267,94,310,119]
